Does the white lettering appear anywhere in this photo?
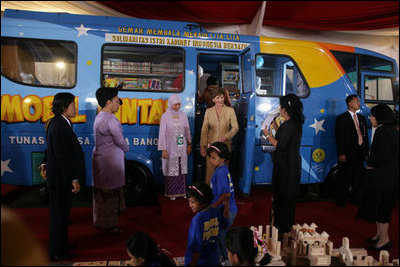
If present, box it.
[84,137,90,145]
[31,137,38,145]
[9,136,16,144]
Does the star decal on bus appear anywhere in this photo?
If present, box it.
[75,24,92,37]
[1,159,14,176]
[309,118,326,135]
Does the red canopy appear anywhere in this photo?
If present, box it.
[98,1,398,31]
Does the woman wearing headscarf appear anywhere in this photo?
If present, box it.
[264,93,304,235]
[158,94,192,200]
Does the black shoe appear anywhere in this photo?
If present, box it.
[368,242,392,251]
[366,237,379,244]
[49,253,77,261]
[335,200,346,207]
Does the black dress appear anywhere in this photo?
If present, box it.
[271,119,302,233]
[357,125,399,223]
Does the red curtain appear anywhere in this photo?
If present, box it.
[263,1,399,31]
[98,1,262,24]
[98,1,399,31]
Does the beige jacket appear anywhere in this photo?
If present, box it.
[200,105,239,150]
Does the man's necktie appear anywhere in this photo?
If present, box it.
[353,113,363,146]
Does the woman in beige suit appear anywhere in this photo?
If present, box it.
[200,87,239,185]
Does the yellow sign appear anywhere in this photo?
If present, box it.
[1,94,168,125]
[312,148,326,163]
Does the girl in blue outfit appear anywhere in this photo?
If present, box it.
[184,183,229,266]
[206,142,238,263]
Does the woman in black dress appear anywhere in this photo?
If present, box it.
[358,104,398,251]
[265,94,304,234]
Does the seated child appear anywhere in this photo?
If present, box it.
[225,227,258,266]
[126,232,174,266]
[184,183,229,266]
[206,142,238,262]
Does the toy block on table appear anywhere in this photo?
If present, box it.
[332,237,368,266]
[250,225,285,266]
[173,257,185,266]
[282,223,332,266]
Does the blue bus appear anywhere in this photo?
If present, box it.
[1,9,398,201]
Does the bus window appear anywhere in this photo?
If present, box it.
[102,44,184,92]
[361,55,394,72]
[365,76,394,102]
[255,54,309,98]
[331,51,358,93]
[1,37,77,88]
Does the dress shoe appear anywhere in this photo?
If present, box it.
[368,242,392,251]
[109,227,123,234]
[49,253,77,261]
[96,226,123,234]
[366,237,379,244]
[335,200,346,207]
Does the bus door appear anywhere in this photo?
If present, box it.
[237,47,256,195]
[195,52,241,183]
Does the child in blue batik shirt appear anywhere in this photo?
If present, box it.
[184,183,228,266]
[206,141,238,263]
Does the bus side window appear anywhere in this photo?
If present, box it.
[1,37,77,88]
[365,76,394,102]
[255,54,309,98]
[101,44,184,92]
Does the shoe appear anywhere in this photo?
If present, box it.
[366,237,379,244]
[369,242,392,251]
[95,226,123,234]
[335,200,346,207]
[109,227,123,234]
[50,253,77,261]
[170,197,176,200]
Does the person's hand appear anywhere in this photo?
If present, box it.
[39,164,47,179]
[338,155,346,163]
[271,119,278,131]
[187,144,192,155]
[263,128,269,137]
[200,146,206,158]
[162,150,168,159]
[366,166,373,170]
[72,180,80,194]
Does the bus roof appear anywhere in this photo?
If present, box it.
[2,9,204,33]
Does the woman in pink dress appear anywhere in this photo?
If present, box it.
[158,94,192,200]
[92,87,129,234]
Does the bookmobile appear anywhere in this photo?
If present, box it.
[1,9,398,202]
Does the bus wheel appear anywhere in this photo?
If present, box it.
[320,164,341,199]
[124,161,157,206]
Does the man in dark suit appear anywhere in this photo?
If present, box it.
[46,93,85,261]
[335,94,369,207]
